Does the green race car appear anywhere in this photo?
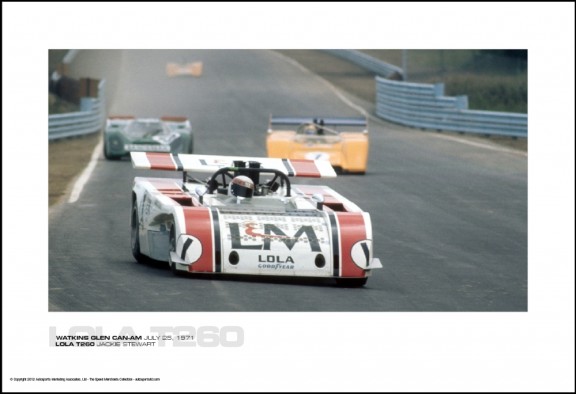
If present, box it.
[103,116,194,160]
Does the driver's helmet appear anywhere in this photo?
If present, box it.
[303,124,317,135]
[229,175,255,198]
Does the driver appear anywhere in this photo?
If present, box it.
[229,175,255,200]
[303,124,317,135]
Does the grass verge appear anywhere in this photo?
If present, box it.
[49,132,101,206]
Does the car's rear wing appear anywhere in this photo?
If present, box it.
[160,116,190,124]
[108,115,135,120]
[131,152,337,178]
[107,116,188,123]
[106,116,135,126]
[269,116,367,127]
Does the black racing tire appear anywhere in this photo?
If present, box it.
[169,224,185,276]
[187,134,194,154]
[343,170,366,176]
[104,140,121,161]
[131,202,146,263]
[335,277,368,287]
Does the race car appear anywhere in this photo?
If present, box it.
[166,62,203,77]
[130,152,382,286]
[266,116,369,174]
[103,116,193,160]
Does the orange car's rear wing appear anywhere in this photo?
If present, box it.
[131,152,337,178]
[270,116,367,127]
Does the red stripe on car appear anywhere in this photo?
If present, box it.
[145,153,177,170]
[183,208,214,273]
[290,159,321,177]
[147,179,182,192]
[336,213,367,278]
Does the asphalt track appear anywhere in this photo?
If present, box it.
[49,50,527,311]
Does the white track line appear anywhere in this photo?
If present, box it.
[427,133,528,156]
[68,137,102,203]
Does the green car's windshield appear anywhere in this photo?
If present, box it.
[127,120,166,138]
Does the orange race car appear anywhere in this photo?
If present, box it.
[166,62,203,77]
[266,116,369,174]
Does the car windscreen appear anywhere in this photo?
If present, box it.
[126,121,166,137]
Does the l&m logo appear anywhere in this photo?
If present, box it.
[228,222,321,252]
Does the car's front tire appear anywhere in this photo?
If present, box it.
[104,140,121,160]
[335,277,368,287]
[169,224,185,276]
[187,134,194,154]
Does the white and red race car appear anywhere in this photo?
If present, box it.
[130,152,382,286]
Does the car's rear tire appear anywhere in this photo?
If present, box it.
[131,202,146,263]
[335,277,368,287]
[343,170,366,175]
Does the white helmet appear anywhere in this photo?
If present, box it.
[303,124,317,135]
[229,175,255,198]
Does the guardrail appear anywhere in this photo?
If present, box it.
[376,77,527,137]
[49,79,106,141]
[323,49,403,79]
[322,50,527,137]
